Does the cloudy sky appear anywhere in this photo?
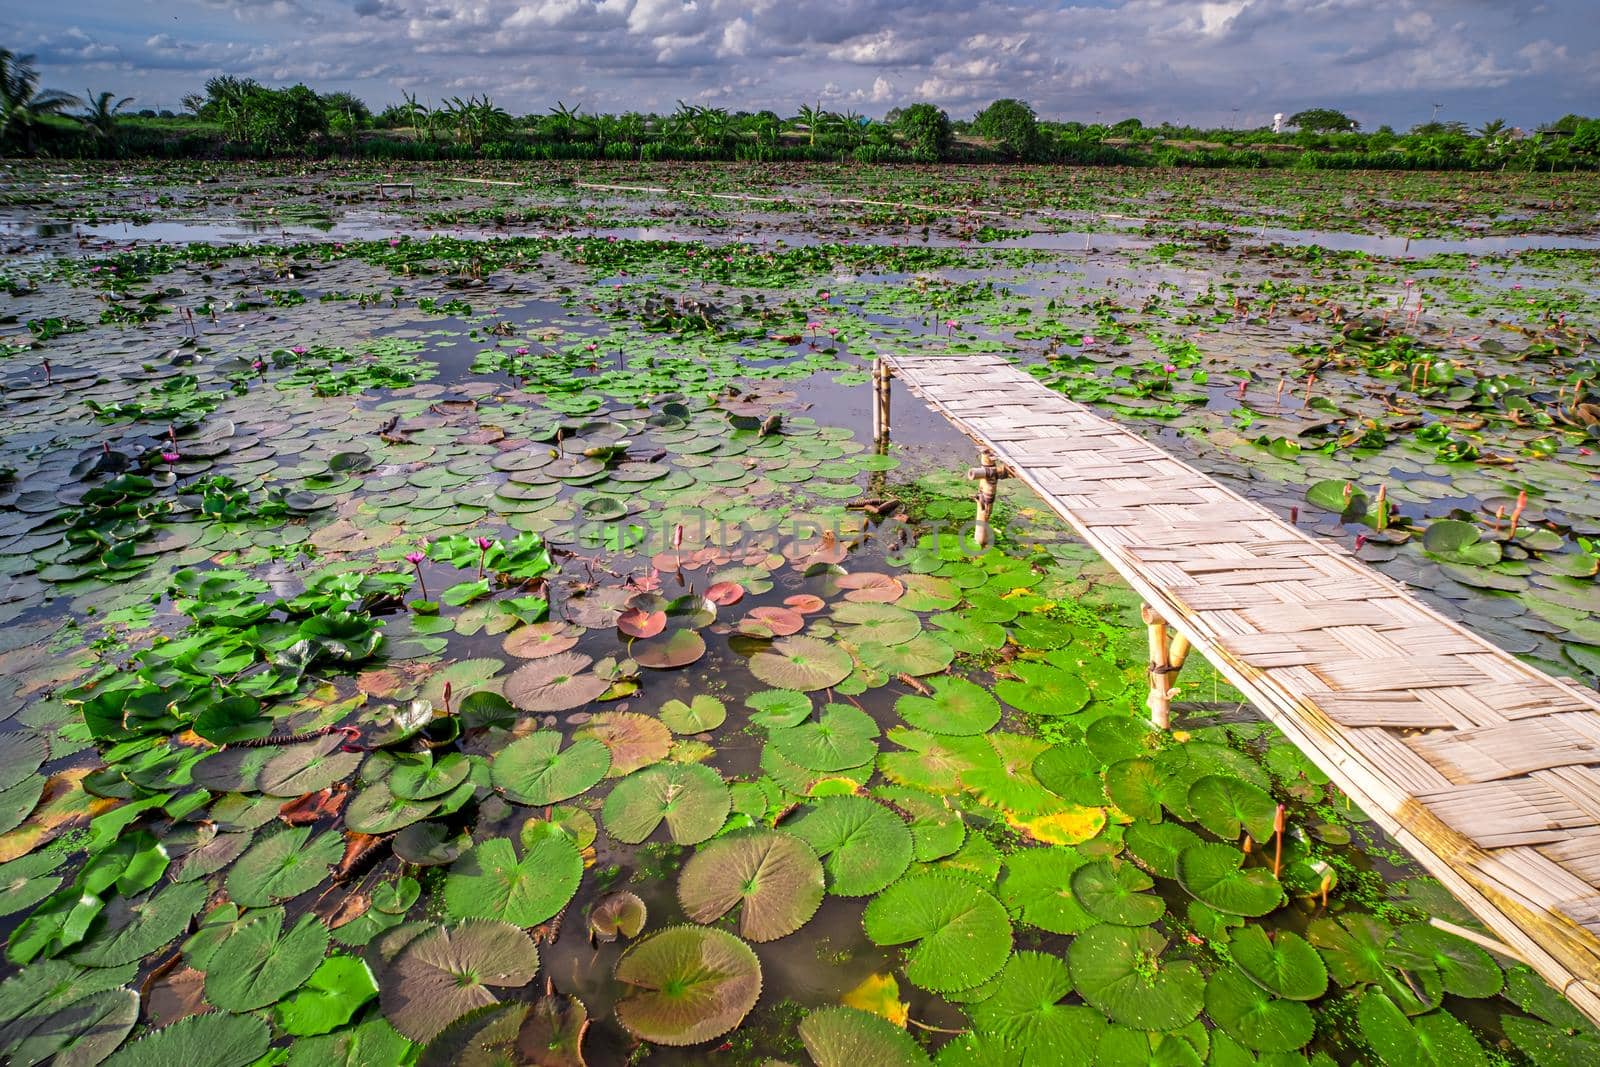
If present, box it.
[5,1,1596,129]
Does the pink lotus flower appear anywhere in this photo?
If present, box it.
[161,451,180,463]
[515,346,529,356]
[1082,335,1097,346]
[290,345,306,355]
[405,551,426,565]
[1162,363,1177,374]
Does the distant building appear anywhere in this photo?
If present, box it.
[1273,113,1285,133]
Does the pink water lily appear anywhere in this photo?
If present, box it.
[161,451,180,464]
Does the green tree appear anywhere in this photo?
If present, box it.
[79,90,134,142]
[239,84,328,153]
[197,75,261,141]
[973,98,1039,160]
[1569,119,1600,158]
[895,102,950,160]
[0,50,79,152]
[1288,108,1358,132]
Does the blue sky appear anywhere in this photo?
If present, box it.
[5,1,1596,129]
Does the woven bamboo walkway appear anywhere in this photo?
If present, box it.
[876,351,1600,1022]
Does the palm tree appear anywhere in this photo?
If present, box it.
[80,90,134,141]
[441,95,510,150]
[794,102,833,146]
[545,100,584,142]
[0,50,79,152]
[1477,118,1508,142]
[400,91,431,141]
[838,109,868,148]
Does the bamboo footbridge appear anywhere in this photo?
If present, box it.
[871,351,1600,1023]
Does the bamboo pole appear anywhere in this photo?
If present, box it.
[1142,602,1182,729]
[1429,918,1529,964]
[970,449,1000,548]
[872,361,892,447]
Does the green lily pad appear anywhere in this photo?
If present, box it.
[505,652,607,711]
[102,1012,269,1067]
[1229,927,1328,1001]
[589,891,647,944]
[603,762,730,845]
[226,826,343,908]
[1176,844,1283,917]
[6,986,138,1067]
[492,732,611,806]
[1068,923,1204,1031]
[874,786,966,861]
[1390,922,1503,999]
[274,954,379,1037]
[1071,859,1164,926]
[204,909,331,1012]
[68,880,209,968]
[1104,757,1164,822]
[995,662,1090,716]
[660,695,727,733]
[1204,966,1314,1053]
[746,689,813,727]
[1123,822,1203,881]
[969,951,1106,1058]
[832,602,922,646]
[894,677,1001,736]
[444,834,582,927]
[1359,991,1488,1066]
[788,795,915,897]
[1186,775,1278,842]
[999,847,1096,935]
[798,1006,931,1067]
[863,872,1012,993]
[391,752,471,801]
[767,703,880,771]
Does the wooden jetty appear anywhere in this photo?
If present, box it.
[873,351,1600,1023]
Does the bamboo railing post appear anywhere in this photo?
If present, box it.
[1142,602,1185,729]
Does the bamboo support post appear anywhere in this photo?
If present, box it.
[872,361,892,447]
[1142,602,1188,729]
[967,449,1007,548]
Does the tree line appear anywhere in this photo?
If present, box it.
[4,50,1597,171]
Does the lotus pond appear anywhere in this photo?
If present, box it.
[0,162,1597,1066]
